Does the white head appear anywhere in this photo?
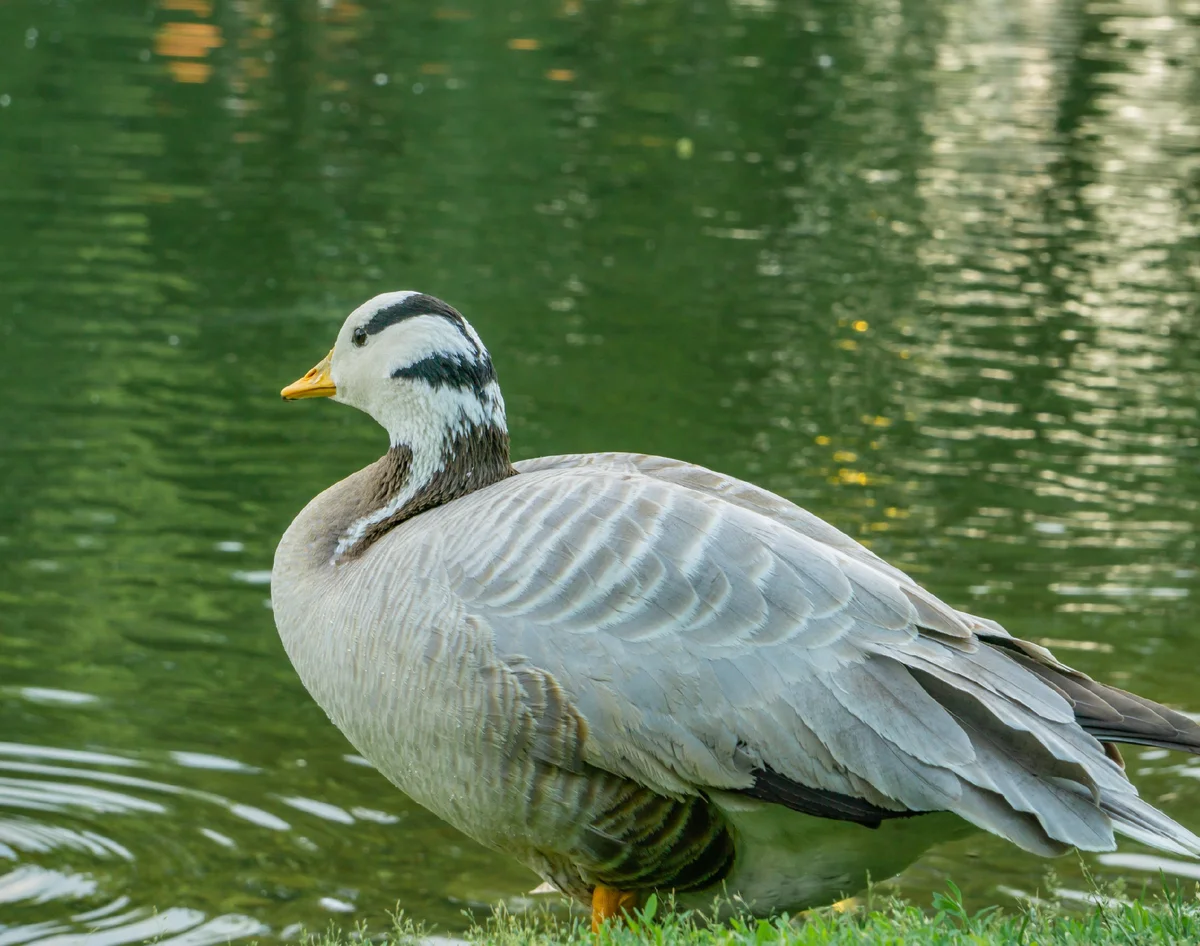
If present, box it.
[283,291,507,446]
[282,292,512,559]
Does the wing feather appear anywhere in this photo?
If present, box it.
[415,457,1200,858]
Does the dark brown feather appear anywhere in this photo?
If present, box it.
[578,780,736,891]
[983,638,1200,755]
[345,425,516,559]
[737,766,922,828]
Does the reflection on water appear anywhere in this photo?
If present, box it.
[0,0,1197,940]
[0,737,270,944]
[0,715,538,939]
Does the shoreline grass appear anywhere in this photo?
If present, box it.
[302,882,1200,946]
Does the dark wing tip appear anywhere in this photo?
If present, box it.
[986,636,1200,756]
[736,766,923,828]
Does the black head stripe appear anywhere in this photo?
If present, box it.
[392,353,496,399]
[363,293,475,348]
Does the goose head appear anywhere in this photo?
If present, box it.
[282,290,506,441]
[282,291,514,558]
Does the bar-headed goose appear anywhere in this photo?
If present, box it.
[272,291,1200,929]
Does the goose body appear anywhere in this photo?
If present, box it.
[272,292,1200,923]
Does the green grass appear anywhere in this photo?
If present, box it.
[302,883,1200,946]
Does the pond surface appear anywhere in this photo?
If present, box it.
[1,0,1198,940]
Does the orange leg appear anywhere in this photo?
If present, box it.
[591,885,640,933]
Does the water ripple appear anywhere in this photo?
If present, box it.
[0,741,374,943]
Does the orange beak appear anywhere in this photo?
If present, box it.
[281,349,336,399]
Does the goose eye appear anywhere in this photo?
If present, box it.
[352,327,368,348]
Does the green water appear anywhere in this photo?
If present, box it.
[1,0,1198,940]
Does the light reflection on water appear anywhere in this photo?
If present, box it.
[0,739,266,943]
[0,687,546,938]
[0,0,1197,940]
[0,729,517,940]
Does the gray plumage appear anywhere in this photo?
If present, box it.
[273,293,1200,916]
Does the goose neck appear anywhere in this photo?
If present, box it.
[334,421,515,560]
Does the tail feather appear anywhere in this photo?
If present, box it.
[984,637,1200,756]
[975,635,1200,858]
[897,635,1200,860]
[1102,793,1200,858]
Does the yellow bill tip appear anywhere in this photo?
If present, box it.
[281,349,336,400]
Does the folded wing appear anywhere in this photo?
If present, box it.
[436,455,1200,859]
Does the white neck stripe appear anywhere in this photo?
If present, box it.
[333,381,506,559]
